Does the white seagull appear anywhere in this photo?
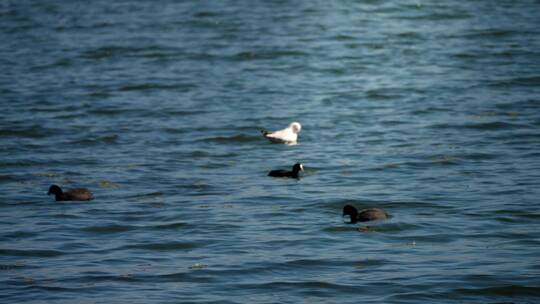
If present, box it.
[261,122,302,144]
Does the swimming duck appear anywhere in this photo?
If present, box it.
[261,122,302,144]
[342,204,389,223]
[268,163,304,178]
[47,184,94,201]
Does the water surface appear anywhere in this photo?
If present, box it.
[1,1,540,303]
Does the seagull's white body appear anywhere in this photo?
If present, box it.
[261,122,302,144]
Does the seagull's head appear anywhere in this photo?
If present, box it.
[289,122,302,134]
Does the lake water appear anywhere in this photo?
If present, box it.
[1,1,540,303]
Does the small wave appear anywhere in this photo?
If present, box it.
[189,150,210,158]
[365,89,403,100]
[380,120,409,126]
[0,174,21,182]
[430,121,525,131]
[233,50,307,61]
[2,231,37,239]
[193,11,218,18]
[376,222,430,234]
[24,285,81,292]
[51,213,81,219]
[81,224,135,234]
[236,280,357,294]
[495,216,520,223]
[327,222,424,234]
[69,134,119,145]
[164,110,208,117]
[88,107,139,116]
[0,263,26,271]
[488,76,540,88]
[383,159,441,169]
[333,34,355,41]
[410,106,451,115]
[466,121,526,130]
[97,271,211,284]
[118,83,196,92]
[456,285,540,297]
[0,126,50,139]
[367,163,403,171]
[22,283,104,293]
[363,42,385,50]
[496,99,537,110]
[76,273,141,283]
[128,191,164,199]
[396,31,423,39]
[431,155,460,165]
[323,226,359,233]
[0,249,64,257]
[149,222,190,230]
[463,29,526,39]
[30,58,74,71]
[143,272,214,283]
[123,242,201,251]
[395,12,471,21]
[452,52,478,59]
[200,134,260,144]
[493,209,540,221]
[80,45,187,61]
[80,46,141,60]
[161,127,188,135]
[283,258,355,268]
[456,152,497,161]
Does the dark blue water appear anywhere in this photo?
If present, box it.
[1,1,540,303]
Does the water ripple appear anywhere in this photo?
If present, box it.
[0,249,64,257]
[122,242,202,251]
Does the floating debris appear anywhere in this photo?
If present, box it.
[32,172,58,177]
[99,180,120,189]
[189,263,208,270]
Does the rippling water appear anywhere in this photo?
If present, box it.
[1,1,540,303]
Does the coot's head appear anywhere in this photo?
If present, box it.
[290,122,302,134]
[48,184,63,196]
[342,204,358,222]
[292,163,304,173]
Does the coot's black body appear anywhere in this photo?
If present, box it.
[48,185,94,201]
[268,163,304,178]
[342,204,389,223]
